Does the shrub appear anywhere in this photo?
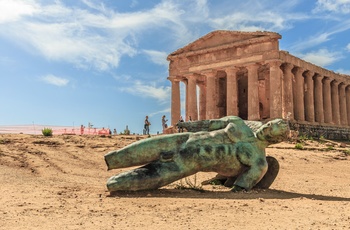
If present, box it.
[42,128,53,136]
[175,174,204,192]
[343,149,350,156]
[295,143,304,150]
[319,135,325,144]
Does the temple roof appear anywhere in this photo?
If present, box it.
[168,30,281,59]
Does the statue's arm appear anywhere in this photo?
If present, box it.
[233,143,268,191]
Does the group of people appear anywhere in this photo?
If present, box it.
[79,125,117,135]
[143,115,193,135]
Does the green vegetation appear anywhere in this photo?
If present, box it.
[319,135,325,144]
[0,138,9,144]
[343,149,350,156]
[175,174,204,192]
[294,143,304,150]
[42,128,53,137]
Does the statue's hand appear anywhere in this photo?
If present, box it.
[231,185,246,192]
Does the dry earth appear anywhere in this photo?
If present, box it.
[0,134,349,230]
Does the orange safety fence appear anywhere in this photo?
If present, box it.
[0,125,112,135]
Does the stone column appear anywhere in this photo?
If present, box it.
[205,70,217,119]
[168,76,181,126]
[346,86,350,126]
[339,83,347,126]
[198,82,206,120]
[269,61,282,118]
[226,67,239,116]
[186,74,198,121]
[282,63,294,119]
[185,80,188,120]
[304,71,315,122]
[331,80,340,125]
[293,67,305,121]
[313,74,324,123]
[247,64,260,120]
[322,77,332,124]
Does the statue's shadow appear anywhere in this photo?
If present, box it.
[108,188,350,202]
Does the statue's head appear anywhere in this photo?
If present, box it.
[256,119,289,144]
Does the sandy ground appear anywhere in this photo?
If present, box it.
[0,133,349,230]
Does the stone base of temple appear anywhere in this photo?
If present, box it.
[289,121,350,140]
[162,126,177,134]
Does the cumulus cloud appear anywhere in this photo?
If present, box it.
[0,0,314,73]
[0,0,38,23]
[299,48,343,67]
[41,74,69,87]
[0,0,187,71]
[119,80,171,103]
[314,0,350,13]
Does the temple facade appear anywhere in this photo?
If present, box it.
[167,30,350,131]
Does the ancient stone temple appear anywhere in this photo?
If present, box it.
[167,30,350,139]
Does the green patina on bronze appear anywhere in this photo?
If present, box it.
[104,116,289,192]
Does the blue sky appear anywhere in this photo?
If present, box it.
[1,0,350,134]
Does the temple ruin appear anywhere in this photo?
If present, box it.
[167,30,350,139]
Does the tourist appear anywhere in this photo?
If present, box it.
[178,116,184,132]
[144,116,151,135]
[80,125,85,135]
[162,115,168,131]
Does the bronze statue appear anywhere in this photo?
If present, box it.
[105,116,288,192]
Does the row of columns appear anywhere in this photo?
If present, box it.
[169,61,350,127]
[288,65,350,126]
[168,61,282,125]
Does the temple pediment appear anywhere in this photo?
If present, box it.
[168,30,281,58]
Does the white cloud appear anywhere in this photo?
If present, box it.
[289,18,350,51]
[336,68,350,75]
[299,48,343,67]
[119,80,171,103]
[143,50,168,67]
[290,33,332,51]
[41,74,69,87]
[347,43,350,51]
[314,0,350,13]
[149,108,171,117]
[0,0,338,74]
[0,0,38,23]
[209,0,308,32]
[0,0,194,71]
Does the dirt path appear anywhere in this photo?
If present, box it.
[0,134,349,229]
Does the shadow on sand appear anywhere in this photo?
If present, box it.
[108,188,350,202]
